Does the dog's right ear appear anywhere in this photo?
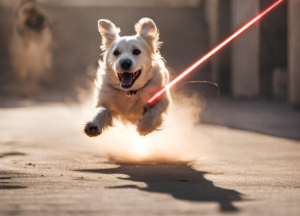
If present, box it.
[98,19,120,51]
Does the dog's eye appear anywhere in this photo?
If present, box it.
[113,50,120,56]
[133,49,141,55]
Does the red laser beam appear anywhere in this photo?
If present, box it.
[145,0,285,109]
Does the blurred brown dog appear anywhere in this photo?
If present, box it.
[10,0,53,95]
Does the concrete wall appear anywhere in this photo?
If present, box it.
[231,0,260,97]
[260,0,287,97]
[205,0,219,82]
[289,0,300,107]
[230,0,287,98]
[205,0,231,93]
[0,3,210,95]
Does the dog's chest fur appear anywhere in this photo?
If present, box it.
[97,85,152,124]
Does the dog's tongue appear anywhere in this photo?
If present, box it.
[121,72,132,86]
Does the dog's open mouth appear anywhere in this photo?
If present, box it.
[117,70,141,89]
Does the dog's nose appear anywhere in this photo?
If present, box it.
[120,59,132,70]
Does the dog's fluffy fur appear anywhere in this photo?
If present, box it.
[10,0,53,94]
[85,18,171,137]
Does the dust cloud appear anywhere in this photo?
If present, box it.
[80,91,213,164]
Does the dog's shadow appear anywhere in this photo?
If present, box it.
[76,163,243,212]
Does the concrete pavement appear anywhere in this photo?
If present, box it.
[202,96,300,140]
[0,97,299,216]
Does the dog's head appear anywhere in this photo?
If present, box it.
[98,18,162,90]
[15,0,50,33]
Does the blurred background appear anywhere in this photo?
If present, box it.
[1,1,300,215]
[0,0,299,139]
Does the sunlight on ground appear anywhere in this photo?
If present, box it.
[130,134,150,159]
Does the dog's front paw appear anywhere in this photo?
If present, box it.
[84,122,101,137]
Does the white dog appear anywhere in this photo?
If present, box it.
[84,18,171,137]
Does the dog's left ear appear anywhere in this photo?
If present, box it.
[135,18,162,53]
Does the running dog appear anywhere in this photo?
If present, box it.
[84,18,171,137]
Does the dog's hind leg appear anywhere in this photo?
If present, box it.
[84,107,112,137]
